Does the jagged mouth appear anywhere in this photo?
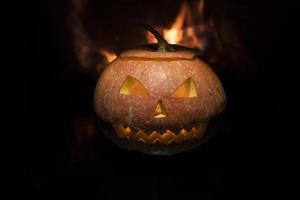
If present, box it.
[113,122,208,145]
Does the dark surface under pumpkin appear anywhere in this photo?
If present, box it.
[94,44,226,155]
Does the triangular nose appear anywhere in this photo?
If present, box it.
[154,100,167,118]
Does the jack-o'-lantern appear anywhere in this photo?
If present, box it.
[94,25,226,155]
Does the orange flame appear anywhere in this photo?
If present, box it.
[99,0,207,66]
[146,0,206,50]
[146,31,157,43]
[163,1,188,44]
[98,49,117,63]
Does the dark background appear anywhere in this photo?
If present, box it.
[18,0,297,199]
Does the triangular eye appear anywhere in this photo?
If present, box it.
[119,75,149,96]
[171,78,197,97]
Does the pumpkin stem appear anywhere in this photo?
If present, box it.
[141,24,175,52]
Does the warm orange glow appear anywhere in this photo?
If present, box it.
[171,78,197,98]
[154,100,167,118]
[146,0,207,50]
[119,76,149,96]
[98,49,117,63]
[114,123,207,145]
[162,1,188,44]
[93,1,208,68]
[146,31,157,43]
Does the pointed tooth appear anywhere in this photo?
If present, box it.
[181,128,194,141]
[123,126,132,139]
[124,126,131,132]
[140,130,151,144]
[160,130,176,145]
[174,132,185,144]
[148,131,161,144]
[180,128,189,137]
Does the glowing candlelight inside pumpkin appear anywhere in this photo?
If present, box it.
[94,25,226,155]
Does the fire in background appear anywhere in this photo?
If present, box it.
[68,0,250,78]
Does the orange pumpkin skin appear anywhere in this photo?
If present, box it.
[94,45,226,155]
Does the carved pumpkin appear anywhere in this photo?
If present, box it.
[94,25,226,155]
